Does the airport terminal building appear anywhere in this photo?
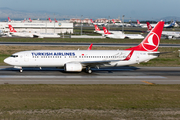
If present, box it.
[0,22,73,34]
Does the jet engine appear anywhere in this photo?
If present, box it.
[64,62,82,72]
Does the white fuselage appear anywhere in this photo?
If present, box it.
[162,31,180,38]
[4,50,158,68]
[10,32,34,38]
[105,33,144,39]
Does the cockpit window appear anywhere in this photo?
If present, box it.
[10,55,18,58]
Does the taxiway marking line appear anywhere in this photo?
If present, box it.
[142,81,155,85]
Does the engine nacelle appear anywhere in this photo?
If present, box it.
[64,62,82,72]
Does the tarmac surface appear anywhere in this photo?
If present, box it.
[0,66,180,84]
[0,42,180,47]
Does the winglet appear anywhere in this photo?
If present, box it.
[123,50,134,61]
[87,44,93,50]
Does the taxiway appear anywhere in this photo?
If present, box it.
[0,66,180,84]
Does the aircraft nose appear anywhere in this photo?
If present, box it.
[4,57,11,64]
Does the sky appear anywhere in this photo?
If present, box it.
[0,0,180,20]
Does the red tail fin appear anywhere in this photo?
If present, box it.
[112,19,115,24]
[126,21,164,52]
[94,25,100,31]
[90,19,94,23]
[87,44,93,50]
[29,18,32,22]
[146,22,152,31]
[49,17,52,22]
[137,20,140,24]
[8,17,11,22]
[8,24,17,32]
[103,27,111,34]
[55,18,58,23]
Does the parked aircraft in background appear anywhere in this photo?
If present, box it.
[8,24,60,38]
[8,17,11,22]
[164,21,176,28]
[112,19,131,27]
[8,24,34,38]
[29,18,32,22]
[4,21,165,73]
[91,19,107,26]
[49,17,52,22]
[55,18,58,23]
[103,27,144,39]
[93,25,104,34]
[147,22,180,39]
[93,25,123,35]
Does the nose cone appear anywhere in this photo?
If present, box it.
[4,57,11,65]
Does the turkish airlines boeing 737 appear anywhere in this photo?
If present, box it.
[4,21,164,73]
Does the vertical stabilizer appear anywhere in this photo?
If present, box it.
[126,21,164,52]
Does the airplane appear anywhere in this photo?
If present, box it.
[55,18,58,23]
[164,21,176,28]
[147,22,180,39]
[93,25,104,34]
[103,27,125,39]
[112,19,131,27]
[103,27,144,39]
[112,19,123,26]
[93,25,123,35]
[8,17,11,22]
[29,18,32,22]
[4,21,165,73]
[49,17,52,22]
[91,19,107,26]
[8,24,60,38]
[8,24,34,38]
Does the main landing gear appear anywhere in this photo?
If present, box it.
[86,67,92,74]
[19,69,23,73]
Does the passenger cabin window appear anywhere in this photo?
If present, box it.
[11,55,18,58]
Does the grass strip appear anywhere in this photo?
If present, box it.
[0,84,180,119]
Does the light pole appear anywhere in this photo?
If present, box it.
[108,16,110,31]
[122,15,125,33]
[45,13,47,33]
[54,14,55,33]
[81,15,83,35]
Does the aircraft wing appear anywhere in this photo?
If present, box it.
[80,60,120,67]
[80,50,134,67]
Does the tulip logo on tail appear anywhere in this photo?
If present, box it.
[142,32,159,51]
[147,22,152,31]
[94,25,100,31]
[8,25,16,32]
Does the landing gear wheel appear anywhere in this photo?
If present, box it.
[86,67,92,74]
[19,69,23,73]
[87,69,92,74]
